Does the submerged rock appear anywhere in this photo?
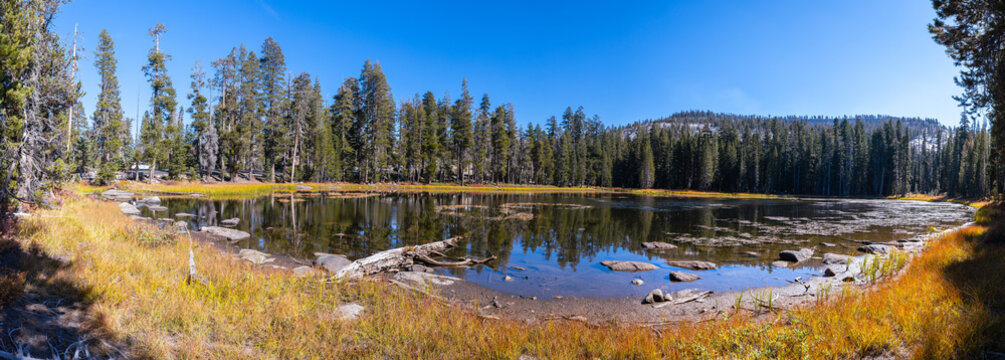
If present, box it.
[314,253,351,273]
[101,189,133,202]
[600,260,659,272]
[146,205,168,212]
[137,196,161,205]
[822,253,851,265]
[200,226,251,241]
[858,244,892,255]
[643,289,665,304]
[771,260,790,268]
[631,278,644,286]
[641,242,678,250]
[779,248,814,263]
[119,202,141,216]
[669,271,700,282]
[665,260,717,270]
[503,275,514,282]
[221,218,240,227]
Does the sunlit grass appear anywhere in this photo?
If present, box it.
[13,194,1004,358]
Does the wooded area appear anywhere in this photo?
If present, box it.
[1,0,1002,214]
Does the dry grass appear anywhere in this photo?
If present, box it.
[627,188,785,199]
[9,195,1005,358]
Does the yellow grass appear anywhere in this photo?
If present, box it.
[11,193,1004,358]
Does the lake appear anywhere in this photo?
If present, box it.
[141,191,973,298]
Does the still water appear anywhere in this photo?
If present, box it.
[142,191,973,298]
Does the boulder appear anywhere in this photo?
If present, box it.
[665,260,717,270]
[118,202,141,216]
[779,248,814,263]
[668,271,700,282]
[200,226,251,242]
[335,303,365,321]
[643,289,665,304]
[146,205,168,212]
[771,260,790,268]
[238,249,273,264]
[173,221,188,228]
[137,196,161,204]
[221,218,240,227]
[503,275,514,282]
[823,267,839,277]
[599,260,659,272]
[409,264,434,273]
[175,212,196,218]
[314,253,352,273]
[858,244,892,255]
[641,242,678,250]
[822,253,851,265]
[631,278,644,286]
[296,185,314,191]
[292,265,317,278]
[101,189,134,202]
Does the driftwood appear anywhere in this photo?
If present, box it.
[334,236,462,280]
[652,290,713,308]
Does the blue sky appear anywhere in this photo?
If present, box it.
[53,0,962,133]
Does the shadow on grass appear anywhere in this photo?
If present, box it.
[0,218,122,358]
[929,203,1005,359]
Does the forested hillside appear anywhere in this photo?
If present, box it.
[1,1,1001,214]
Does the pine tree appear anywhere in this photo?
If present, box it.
[358,60,395,182]
[189,61,217,178]
[451,79,474,185]
[92,29,126,184]
[140,24,177,181]
[331,77,359,181]
[420,91,441,183]
[260,37,287,181]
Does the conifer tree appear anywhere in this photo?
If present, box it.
[92,29,126,184]
[140,24,177,180]
[451,79,474,185]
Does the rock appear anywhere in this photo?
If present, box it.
[858,244,892,255]
[118,202,141,216]
[296,185,314,191]
[741,251,760,257]
[137,196,161,204]
[669,271,700,282]
[503,275,514,281]
[176,212,196,218]
[599,260,659,272]
[335,303,364,321]
[221,218,240,227]
[510,266,525,271]
[820,242,836,247]
[641,242,678,250]
[314,253,352,273]
[771,260,790,268]
[393,271,459,286]
[238,249,273,264]
[822,253,851,265]
[146,205,168,212]
[643,289,665,304]
[779,248,814,263]
[292,265,317,277]
[665,260,717,270]
[200,226,251,241]
[823,267,839,277]
[101,189,133,202]
[173,221,188,228]
[409,264,433,273]
[631,278,644,286]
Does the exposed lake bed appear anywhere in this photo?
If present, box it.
[131,190,974,301]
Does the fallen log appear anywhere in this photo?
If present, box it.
[334,236,462,280]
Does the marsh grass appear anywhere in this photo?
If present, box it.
[10,196,1005,358]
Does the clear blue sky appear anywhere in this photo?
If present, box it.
[53,0,963,133]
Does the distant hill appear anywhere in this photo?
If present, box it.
[622,110,947,138]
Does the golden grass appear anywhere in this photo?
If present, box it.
[627,188,785,199]
[11,195,1005,358]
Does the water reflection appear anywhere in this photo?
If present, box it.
[144,192,973,298]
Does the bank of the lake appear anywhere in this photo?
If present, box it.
[1,186,1000,358]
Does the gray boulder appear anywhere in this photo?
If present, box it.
[173,221,188,229]
[314,253,352,273]
[631,278,644,286]
[668,271,700,282]
[238,249,273,264]
[137,196,161,205]
[666,260,717,270]
[599,260,659,272]
[221,218,240,227]
[643,289,665,304]
[335,303,365,321]
[296,185,314,191]
[200,226,251,241]
[292,265,317,278]
[771,260,790,268]
[822,253,851,265]
[101,189,134,202]
[176,213,196,218]
[858,244,892,255]
[119,202,141,216]
[641,242,678,250]
[146,205,168,212]
[779,248,814,263]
